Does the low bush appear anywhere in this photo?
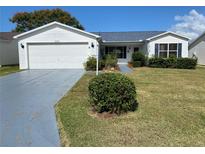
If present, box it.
[133,61,142,67]
[148,57,168,68]
[166,57,177,68]
[148,57,197,69]
[85,56,105,71]
[176,58,197,69]
[85,56,97,71]
[105,54,118,68]
[88,73,138,115]
[132,52,146,67]
[99,59,105,70]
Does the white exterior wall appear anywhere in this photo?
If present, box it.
[147,34,189,58]
[17,25,99,69]
[189,41,205,65]
[0,40,19,66]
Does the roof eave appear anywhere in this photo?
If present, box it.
[102,40,145,43]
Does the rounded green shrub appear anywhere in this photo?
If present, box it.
[88,73,138,114]
[132,52,146,66]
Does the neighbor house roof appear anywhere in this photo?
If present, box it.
[189,32,205,49]
[91,31,166,42]
[0,32,20,41]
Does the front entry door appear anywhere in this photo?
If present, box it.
[134,47,139,53]
[105,46,127,64]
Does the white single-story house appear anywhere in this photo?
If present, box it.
[12,21,190,70]
[0,32,19,67]
[189,32,205,65]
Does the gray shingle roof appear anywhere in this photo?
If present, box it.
[0,32,21,40]
[0,31,166,42]
[91,31,166,42]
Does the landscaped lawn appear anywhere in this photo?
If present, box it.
[56,66,205,146]
[0,66,20,76]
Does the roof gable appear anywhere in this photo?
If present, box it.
[146,31,190,41]
[13,21,100,39]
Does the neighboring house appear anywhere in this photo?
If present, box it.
[13,21,190,70]
[189,32,205,65]
[0,32,19,67]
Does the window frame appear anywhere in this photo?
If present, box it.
[157,43,179,58]
[159,44,168,58]
[168,43,178,58]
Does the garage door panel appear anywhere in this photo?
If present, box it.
[28,43,89,69]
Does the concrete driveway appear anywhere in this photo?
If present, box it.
[0,69,84,147]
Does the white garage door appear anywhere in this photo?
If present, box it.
[28,43,89,69]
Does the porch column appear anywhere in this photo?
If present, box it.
[96,43,99,76]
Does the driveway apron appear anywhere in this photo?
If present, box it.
[0,69,84,147]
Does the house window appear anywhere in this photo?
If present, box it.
[169,44,177,58]
[156,43,181,58]
[105,46,126,58]
[159,44,168,58]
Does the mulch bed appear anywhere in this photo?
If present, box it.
[88,109,118,120]
[128,62,133,68]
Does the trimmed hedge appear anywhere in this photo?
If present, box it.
[148,57,197,69]
[176,58,197,69]
[88,73,138,114]
[132,52,146,67]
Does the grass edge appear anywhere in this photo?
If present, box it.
[55,105,70,147]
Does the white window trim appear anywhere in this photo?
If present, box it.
[158,43,178,58]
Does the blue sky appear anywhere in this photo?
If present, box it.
[1,6,205,39]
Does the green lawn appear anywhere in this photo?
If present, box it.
[0,66,20,76]
[56,66,205,147]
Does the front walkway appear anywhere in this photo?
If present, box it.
[118,64,133,73]
[0,69,84,147]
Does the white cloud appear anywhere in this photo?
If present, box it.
[169,9,205,40]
